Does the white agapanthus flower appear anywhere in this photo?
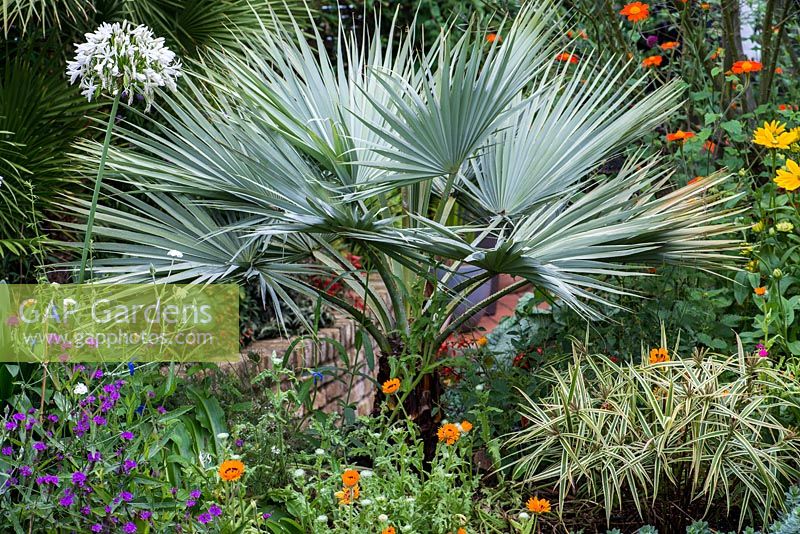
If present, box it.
[73,382,88,395]
[66,20,181,110]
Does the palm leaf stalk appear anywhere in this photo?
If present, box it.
[63,5,740,435]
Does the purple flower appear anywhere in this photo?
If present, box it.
[81,506,91,515]
[122,522,137,533]
[189,489,201,499]
[261,512,272,520]
[5,421,17,431]
[140,510,152,521]
[120,431,134,441]
[756,343,769,358]
[197,513,212,524]
[32,441,47,451]
[146,391,155,399]
[20,465,32,477]
[59,490,74,507]
[88,451,101,462]
[85,337,98,348]
[235,439,243,448]
[71,471,87,486]
[5,477,17,487]
[156,406,166,415]
[92,369,104,380]
[208,504,222,517]
[35,474,58,485]
[170,487,178,496]
[1,446,13,456]
[47,414,59,423]
[119,490,133,502]
[186,500,196,508]
[12,413,26,422]
[5,315,19,326]
[645,35,658,48]
[90,524,102,533]
[122,459,137,473]
[93,416,107,426]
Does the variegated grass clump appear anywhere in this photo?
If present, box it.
[507,337,800,528]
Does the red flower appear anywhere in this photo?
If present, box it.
[642,55,663,68]
[731,60,762,74]
[620,2,650,22]
[556,52,579,64]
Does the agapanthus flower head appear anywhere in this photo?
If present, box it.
[66,20,181,110]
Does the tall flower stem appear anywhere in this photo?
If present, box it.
[77,92,121,283]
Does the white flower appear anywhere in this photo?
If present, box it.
[271,446,281,455]
[216,432,229,440]
[378,514,389,522]
[360,499,373,505]
[271,351,283,367]
[405,496,415,502]
[66,20,181,110]
[314,448,325,456]
[519,512,530,520]
[293,468,306,478]
[167,249,184,259]
[361,469,373,478]
[73,382,88,395]
[230,454,241,460]
[475,383,485,391]
[316,515,328,523]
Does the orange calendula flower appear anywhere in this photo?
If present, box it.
[476,336,488,347]
[754,286,767,296]
[642,55,663,68]
[710,47,723,60]
[702,140,717,152]
[382,528,396,534]
[649,347,670,364]
[341,469,360,487]
[732,60,762,74]
[660,41,680,50]
[526,496,552,514]
[335,484,359,505]
[775,67,783,74]
[437,423,461,445]
[556,52,579,64]
[775,159,800,192]
[620,2,650,21]
[219,459,245,481]
[382,378,401,395]
[665,130,695,143]
[460,420,473,433]
[486,33,500,43]
[458,529,467,534]
[700,2,710,8]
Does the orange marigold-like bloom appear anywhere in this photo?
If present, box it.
[458,529,467,534]
[382,378,401,395]
[665,130,695,143]
[335,484,359,505]
[754,286,767,296]
[660,41,680,50]
[486,33,500,43]
[649,347,670,364]
[341,469,360,487]
[556,52,579,64]
[526,496,552,514]
[775,67,783,74]
[382,528,396,534]
[460,420,473,433]
[642,55,663,68]
[219,459,245,481]
[702,140,717,152]
[700,2,710,8]
[620,2,650,21]
[437,423,461,445]
[732,60,762,74]
[710,47,723,60]
[476,336,488,347]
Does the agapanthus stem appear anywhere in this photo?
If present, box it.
[77,92,121,283]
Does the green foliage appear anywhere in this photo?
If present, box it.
[506,341,800,530]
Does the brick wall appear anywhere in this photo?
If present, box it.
[221,285,388,416]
